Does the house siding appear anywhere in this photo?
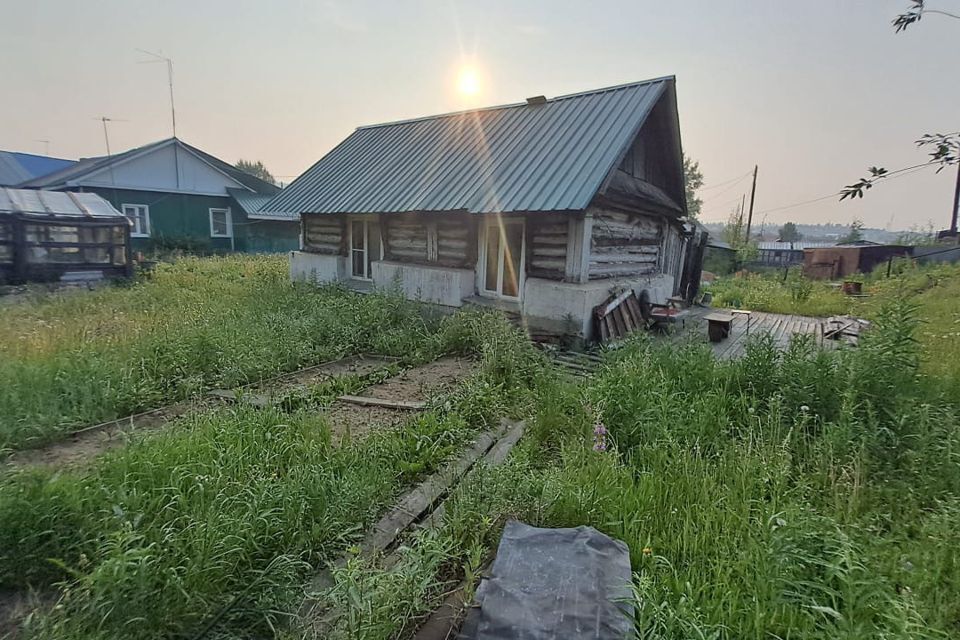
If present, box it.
[86,187,298,253]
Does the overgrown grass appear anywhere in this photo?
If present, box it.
[310,298,960,639]
[0,255,440,451]
[0,308,547,639]
[709,261,960,393]
[5,255,959,639]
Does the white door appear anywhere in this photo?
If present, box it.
[350,218,381,280]
[481,219,525,300]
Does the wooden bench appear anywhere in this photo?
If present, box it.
[703,312,735,343]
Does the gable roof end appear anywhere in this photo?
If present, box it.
[18,138,280,195]
[262,77,678,215]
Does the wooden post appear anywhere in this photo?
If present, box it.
[745,165,758,241]
[578,213,593,284]
[950,161,959,235]
[12,215,27,284]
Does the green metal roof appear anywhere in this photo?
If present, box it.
[226,188,296,220]
[263,77,679,215]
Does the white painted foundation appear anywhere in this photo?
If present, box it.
[521,274,674,337]
[289,251,346,283]
[290,251,675,339]
[371,260,474,307]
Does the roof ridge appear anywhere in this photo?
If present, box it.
[357,76,674,131]
[3,150,77,163]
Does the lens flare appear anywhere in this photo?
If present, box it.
[457,67,480,96]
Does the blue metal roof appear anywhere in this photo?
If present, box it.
[263,77,674,215]
[0,151,76,187]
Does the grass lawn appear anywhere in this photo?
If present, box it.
[2,255,958,639]
[0,255,443,451]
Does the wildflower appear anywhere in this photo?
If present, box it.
[592,408,608,453]
[748,406,755,414]
[642,547,653,556]
[800,405,810,413]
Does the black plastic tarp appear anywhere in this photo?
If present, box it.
[459,521,633,639]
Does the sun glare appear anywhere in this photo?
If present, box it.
[457,67,480,96]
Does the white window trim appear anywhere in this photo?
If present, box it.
[122,203,150,238]
[348,216,383,281]
[479,218,525,301]
[209,207,233,238]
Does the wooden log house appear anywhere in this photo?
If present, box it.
[266,77,707,339]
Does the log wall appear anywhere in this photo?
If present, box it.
[588,209,663,280]
[436,217,474,267]
[527,215,568,279]
[303,214,344,255]
[384,216,429,263]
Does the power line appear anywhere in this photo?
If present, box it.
[750,162,937,217]
[700,169,753,191]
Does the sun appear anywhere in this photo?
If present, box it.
[457,67,480,96]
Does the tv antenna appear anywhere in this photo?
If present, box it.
[137,49,177,138]
[93,116,128,156]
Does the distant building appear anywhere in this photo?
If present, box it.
[0,151,76,187]
[803,243,910,279]
[16,138,297,253]
[755,241,835,267]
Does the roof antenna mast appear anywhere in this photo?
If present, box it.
[137,49,177,138]
[92,116,128,184]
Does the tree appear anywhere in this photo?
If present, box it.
[720,208,758,263]
[839,218,865,244]
[235,159,277,186]
[841,2,959,200]
[683,154,704,220]
[778,221,802,242]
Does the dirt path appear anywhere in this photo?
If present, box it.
[325,356,476,444]
[1,355,400,472]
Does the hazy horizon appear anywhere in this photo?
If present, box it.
[2,1,957,231]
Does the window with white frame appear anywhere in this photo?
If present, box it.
[122,204,150,237]
[209,208,233,238]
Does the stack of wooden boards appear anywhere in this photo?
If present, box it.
[822,315,871,346]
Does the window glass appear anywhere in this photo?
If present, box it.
[210,209,231,237]
[366,220,380,275]
[484,226,499,292]
[351,220,366,277]
[123,204,149,236]
[503,223,523,298]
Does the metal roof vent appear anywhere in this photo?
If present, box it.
[526,95,547,106]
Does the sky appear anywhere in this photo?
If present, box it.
[2,0,957,232]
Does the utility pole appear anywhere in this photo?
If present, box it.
[745,165,758,241]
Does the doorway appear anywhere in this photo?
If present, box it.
[481,218,525,300]
[349,217,381,280]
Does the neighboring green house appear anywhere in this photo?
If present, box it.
[19,138,298,253]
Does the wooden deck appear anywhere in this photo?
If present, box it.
[666,307,828,360]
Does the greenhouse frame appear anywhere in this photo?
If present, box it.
[0,188,132,284]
